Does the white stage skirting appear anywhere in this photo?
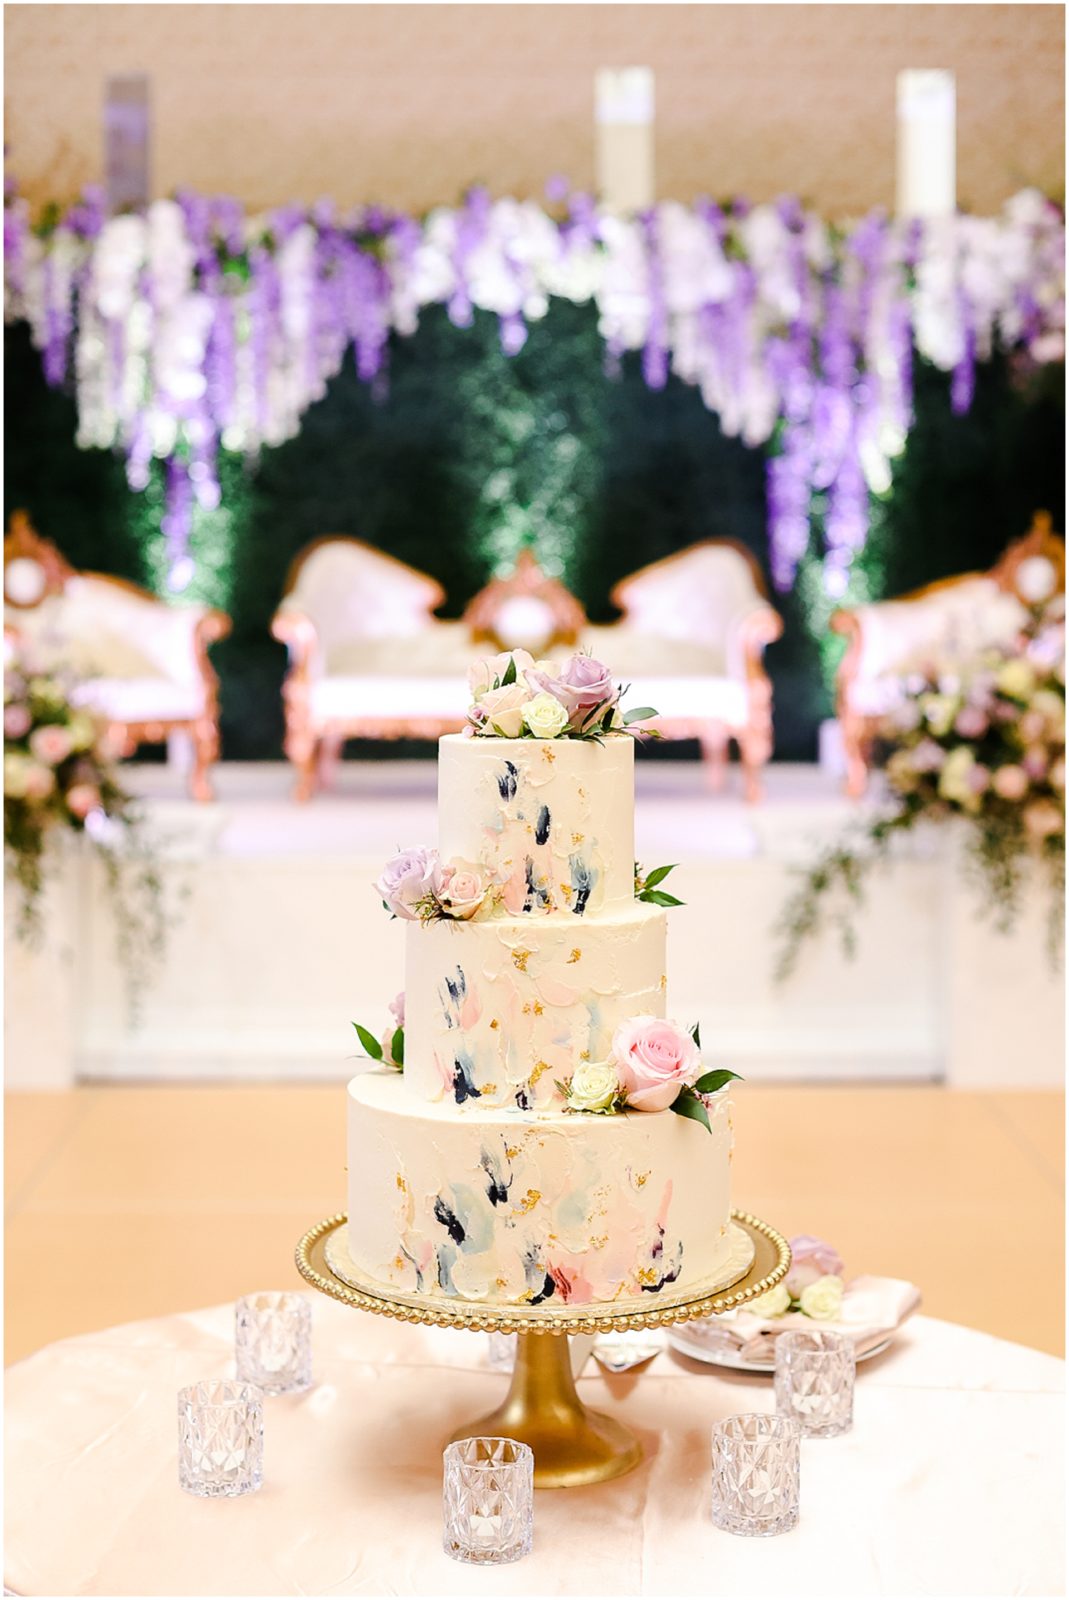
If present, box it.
[4,761,1063,1089]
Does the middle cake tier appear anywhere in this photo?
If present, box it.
[404,902,668,1109]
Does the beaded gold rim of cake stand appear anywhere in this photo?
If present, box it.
[295,1210,790,1335]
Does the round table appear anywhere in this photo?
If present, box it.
[4,1300,1063,1597]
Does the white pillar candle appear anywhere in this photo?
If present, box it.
[896,69,956,218]
[595,67,655,212]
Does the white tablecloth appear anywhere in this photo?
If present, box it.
[4,1301,1064,1596]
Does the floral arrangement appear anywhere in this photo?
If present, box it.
[559,1017,740,1133]
[776,593,1066,977]
[467,649,655,741]
[353,992,405,1071]
[634,861,684,908]
[4,644,167,1011]
[375,848,496,923]
[5,178,1063,594]
[746,1235,846,1321]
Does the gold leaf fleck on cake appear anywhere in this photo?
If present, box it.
[590,1234,608,1250]
[561,883,573,900]
[393,1255,405,1271]
[579,1049,590,1061]
[542,748,556,763]
[529,1059,551,1084]
[512,949,532,972]
[496,1276,508,1290]
[637,1267,659,1286]
[578,786,586,798]
[394,1174,407,1192]
[522,1002,531,1015]
[634,1171,649,1188]
[517,1189,542,1213]
[567,948,582,963]
[505,1145,520,1159]
[532,1000,543,1016]
[572,832,584,845]
[482,1083,497,1095]
[660,973,667,990]
[490,1018,500,1030]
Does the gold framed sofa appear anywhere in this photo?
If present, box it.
[271,535,784,801]
[831,512,1066,797]
[3,512,232,801]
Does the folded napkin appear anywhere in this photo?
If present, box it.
[693,1275,922,1364]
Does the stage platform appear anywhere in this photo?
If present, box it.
[5,761,1062,1089]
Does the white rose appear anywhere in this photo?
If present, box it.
[938,746,981,811]
[566,1059,621,1113]
[799,1274,845,1321]
[922,693,960,738]
[522,692,569,740]
[746,1281,791,1318]
[996,659,1036,700]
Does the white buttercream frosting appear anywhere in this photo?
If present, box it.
[404,901,666,1108]
[347,1071,734,1311]
[437,733,636,916]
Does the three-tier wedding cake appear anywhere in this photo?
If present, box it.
[346,652,738,1311]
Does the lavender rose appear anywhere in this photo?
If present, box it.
[527,653,619,730]
[784,1235,845,1299]
[374,846,442,921]
[611,1016,702,1112]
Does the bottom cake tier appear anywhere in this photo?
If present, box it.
[347,1070,735,1311]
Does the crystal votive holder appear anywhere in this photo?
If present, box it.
[443,1437,534,1564]
[774,1329,856,1438]
[235,1291,312,1394]
[178,1380,263,1498]
[711,1413,800,1537]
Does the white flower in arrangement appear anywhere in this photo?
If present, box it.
[921,693,960,738]
[564,1060,621,1114]
[746,1281,792,1319]
[798,1274,845,1321]
[996,659,1037,700]
[522,692,570,740]
[938,746,981,811]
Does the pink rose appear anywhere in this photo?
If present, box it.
[66,783,101,820]
[468,650,535,700]
[910,738,945,774]
[527,653,619,730]
[785,1234,845,1299]
[1022,745,1050,781]
[435,862,490,920]
[611,1016,701,1112]
[29,724,73,766]
[1025,800,1063,840]
[374,846,441,921]
[3,704,31,739]
[389,991,405,1029]
[993,764,1029,801]
[471,681,530,739]
[1020,711,1047,744]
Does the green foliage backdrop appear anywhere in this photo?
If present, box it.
[5,308,1064,761]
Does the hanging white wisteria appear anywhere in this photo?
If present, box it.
[3,179,1064,592]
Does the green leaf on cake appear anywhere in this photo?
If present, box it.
[690,1020,701,1048]
[641,889,684,907]
[623,706,658,725]
[391,1027,405,1067]
[693,1067,742,1096]
[353,1023,383,1060]
[671,1087,712,1133]
[501,655,518,686]
[642,864,677,889]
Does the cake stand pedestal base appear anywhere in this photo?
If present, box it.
[449,1331,642,1487]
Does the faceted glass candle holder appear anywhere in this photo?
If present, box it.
[235,1292,312,1395]
[443,1437,534,1564]
[711,1413,800,1537]
[774,1329,856,1438]
[178,1380,263,1498]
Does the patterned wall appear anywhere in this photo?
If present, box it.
[6,4,1064,215]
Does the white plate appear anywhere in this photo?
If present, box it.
[667,1325,893,1373]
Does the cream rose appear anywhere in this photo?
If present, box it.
[799,1274,845,1321]
[612,1016,701,1112]
[938,746,981,811]
[474,681,531,738]
[566,1059,621,1113]
[996,659,1037,700]
[746,1282,791,1318]
[522,692,570,740]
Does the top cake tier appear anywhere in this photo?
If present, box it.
[437,733,635,917]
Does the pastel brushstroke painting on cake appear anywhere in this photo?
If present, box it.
[347,650,740,1311]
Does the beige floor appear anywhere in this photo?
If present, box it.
[4,1084,1065,1366]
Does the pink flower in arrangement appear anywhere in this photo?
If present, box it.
[953,706,989,740]
[435,862,490,920]
[528,654,619,729]
[3,703,31,739]
[66,783,101,820]
[611,1016,701,1112]
[910,738,946,775]
[785,1235,845,1299]
[1022,745,1050,781]
[374,846,442,920]
[1019,710,1047,744]
[23,762,55,801]
[388,991,405,1029]
[1024,800,1064,840]
[29,724,73,766]
[467,650,535,701]
[471,681,530,738]
[993,764,1029,801]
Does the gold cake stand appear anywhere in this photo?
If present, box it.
[295,1210,790,1488]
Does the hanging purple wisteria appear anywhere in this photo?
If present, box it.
[3,180,1064,593]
